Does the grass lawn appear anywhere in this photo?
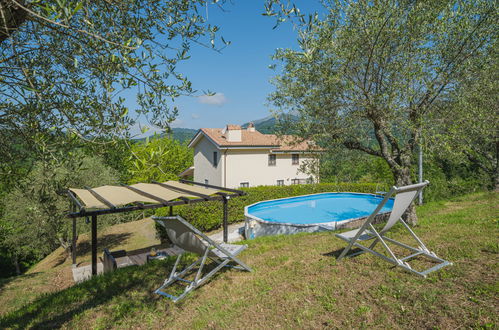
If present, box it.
[0,192,497,329]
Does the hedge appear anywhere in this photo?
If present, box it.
[154,182,382,233]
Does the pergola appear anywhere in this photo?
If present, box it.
[66,179,245,276]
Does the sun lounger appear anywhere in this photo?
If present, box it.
[152,215,251,302]
[336,181,452,277]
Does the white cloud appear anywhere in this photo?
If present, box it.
[170,118,185,128]
[191,113,200,119]
[198,92,227,106]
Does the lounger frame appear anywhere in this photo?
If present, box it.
[336,181,452,278]
[153,216,251,302]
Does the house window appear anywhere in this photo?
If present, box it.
[240,182,249,188]
[292,154,299,165]
[277,180,284,186]
[268,154,276,166]
[213,151,218,167]
[292,178,308,185]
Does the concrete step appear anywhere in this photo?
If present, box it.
[208,222,245,243]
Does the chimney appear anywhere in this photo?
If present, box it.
[247,122,256,132]
[224,124,242,142]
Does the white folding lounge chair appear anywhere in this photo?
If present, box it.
[152,215,252,302]
[336,181,452,277]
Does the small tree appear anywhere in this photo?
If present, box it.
[126,136,193,183]
[269,0,496,223]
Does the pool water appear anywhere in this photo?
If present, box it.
[247,193,393,224]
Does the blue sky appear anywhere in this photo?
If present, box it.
[129,1,324,136]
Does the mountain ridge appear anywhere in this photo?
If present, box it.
[138,114,297,143]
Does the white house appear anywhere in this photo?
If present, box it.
[186,123,319,188]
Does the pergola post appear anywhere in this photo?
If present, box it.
[91,215,97,276]
[70,200,77,267]
[72,217,77,266]
[222,195,229,243]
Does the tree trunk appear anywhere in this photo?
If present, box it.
[393,166,418,226]
[0,0,28,43]
[494,141,499,191]
[13,254,21,275]
[494,172,499,192]
[58,237,71,262]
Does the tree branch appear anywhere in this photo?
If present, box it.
[8,0,137,49]
[343,139,382,157]
[362,12,392,92]
[415,8,493,112]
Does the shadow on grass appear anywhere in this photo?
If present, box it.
[0,272,42,293]
[51,252,70,268]
[323,247,364,258]
[33,232,136,270]
[0,257,175,329]
[0,253,240,328]
[76,232,133,257]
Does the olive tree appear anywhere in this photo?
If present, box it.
[268,0,497,223]
[0,0,229,181]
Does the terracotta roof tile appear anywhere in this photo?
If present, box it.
[201,128,277,147]
[268,135,316,152]
[198,128,319,152]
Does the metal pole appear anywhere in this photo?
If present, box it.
[72,218,77,266]
[91,215,97,276]
[69,200,77,267]
[418,143,423,205]
[222,196,229,243]
[169,205,173,216]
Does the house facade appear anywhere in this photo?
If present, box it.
[187,123,318,188]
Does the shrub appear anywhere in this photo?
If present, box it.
[422,159,488,202]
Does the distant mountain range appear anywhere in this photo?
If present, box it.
[131,128,198,144]
[169,128,198,143]
[242,113,298,134]
[241,115,279,134]
[137,114,298,144]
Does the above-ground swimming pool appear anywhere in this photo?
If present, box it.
[245,193,394,239]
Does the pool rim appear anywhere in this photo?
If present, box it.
[244,192,394,228]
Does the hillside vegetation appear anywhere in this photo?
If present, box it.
[0,192,497,329]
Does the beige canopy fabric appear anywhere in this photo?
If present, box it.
[69,181,221,209]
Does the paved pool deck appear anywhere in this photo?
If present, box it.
[207,222,245,244]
